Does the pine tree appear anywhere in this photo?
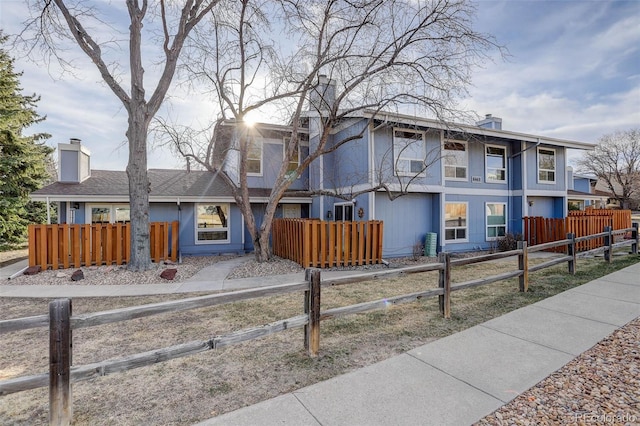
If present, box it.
[0,32,53,248]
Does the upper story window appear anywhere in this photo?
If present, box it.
[444,202,468,242]
[89,204,130,224]
[486,145,506,182]
[246,138,262,175]
[393,128,426,176]
[444,140,467,180]
[537,147,556,183]
[283,137,300,176]
[196,203,229,244]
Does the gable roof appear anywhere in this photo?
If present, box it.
[31,169,310,203]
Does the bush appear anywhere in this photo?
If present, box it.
[412,241,424,261]
[496,233,522,252]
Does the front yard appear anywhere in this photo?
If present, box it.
[1,254,638,425]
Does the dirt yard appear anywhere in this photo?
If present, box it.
[1,255,637,425]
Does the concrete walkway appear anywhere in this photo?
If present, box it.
[195,261,640,426]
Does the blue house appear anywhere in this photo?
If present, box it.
[302,110,594,256]
[31,103,594,259]
[30,124,312,257]
[567,169,604,210]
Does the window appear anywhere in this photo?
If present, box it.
[486,203,506,240]
[89,204,130,224]
[246,138,262,175]
[445,202,467,241]
[196,203,229,243]
[283,137,300,175]
[486,145,506,182]
[538,147,556,183]
[393,129,426,176]
[334,203,354,221]
[444,141,467,180]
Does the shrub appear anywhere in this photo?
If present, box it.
[496,233,523,252]
[412,241,424,261]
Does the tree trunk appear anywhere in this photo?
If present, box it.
[126,113,152,271]
[253,232,271,262]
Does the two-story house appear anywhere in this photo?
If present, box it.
[304,110,593,257]
[31,84,594,259]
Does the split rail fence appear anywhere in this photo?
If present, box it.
[272,219,384,268]
[523,210,632,252]
[1,224,638,425]
[27,221,179,270]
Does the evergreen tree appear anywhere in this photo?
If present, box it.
[0,32,53,248]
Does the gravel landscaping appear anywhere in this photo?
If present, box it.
[476,317,640,426]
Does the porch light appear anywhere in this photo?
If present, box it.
[326,210,333,219]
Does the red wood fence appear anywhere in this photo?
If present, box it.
[272,219,383,268]
[28,221,179,269]
[523,210,632,252]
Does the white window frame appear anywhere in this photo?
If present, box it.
[246,138,263,176]
[485,202,507,241]
[283,137,300,178]
[333,202,354,221]
[195,203,230,244]
[444,140,468,181]
[86,204,130,224]
[444,202,468,242]
[537,147,556,184]
[485,145,507,183]
[393,128,427,177]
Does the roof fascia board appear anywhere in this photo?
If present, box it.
[362,110,595,150]
[30,194,312,204]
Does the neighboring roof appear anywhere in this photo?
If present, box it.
[361,110,595,150]
[31,169,311,203]
[567,189,601,201]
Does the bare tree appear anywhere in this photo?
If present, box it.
[161,0,502,261]
[577,129,640,210]
[16,0,220,270]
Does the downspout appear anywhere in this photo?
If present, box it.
[177,198,182,264]
[46,197,51,224]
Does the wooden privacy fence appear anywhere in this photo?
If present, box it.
[1,224,638,424]
[272,219,383,268]
[28,221,179,269]
[523,210,632,252]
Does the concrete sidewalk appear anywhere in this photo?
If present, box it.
[196,261,640,426]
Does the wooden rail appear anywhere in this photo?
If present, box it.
[272,219,383,268]
[523,210,631,252]
[27,221,179,269]
[1,224,638,424]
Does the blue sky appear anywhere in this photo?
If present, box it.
[2,0,639,170]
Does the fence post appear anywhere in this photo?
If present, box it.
[49,299,72,426]
[517,241,529,292]
[304,269,321,357]
[567,233,576,275]
[604,226,613,263]
[631,223,638,255]
[438,252,451,318]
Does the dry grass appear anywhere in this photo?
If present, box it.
[0,248,28,265]
[1,254,638,425]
